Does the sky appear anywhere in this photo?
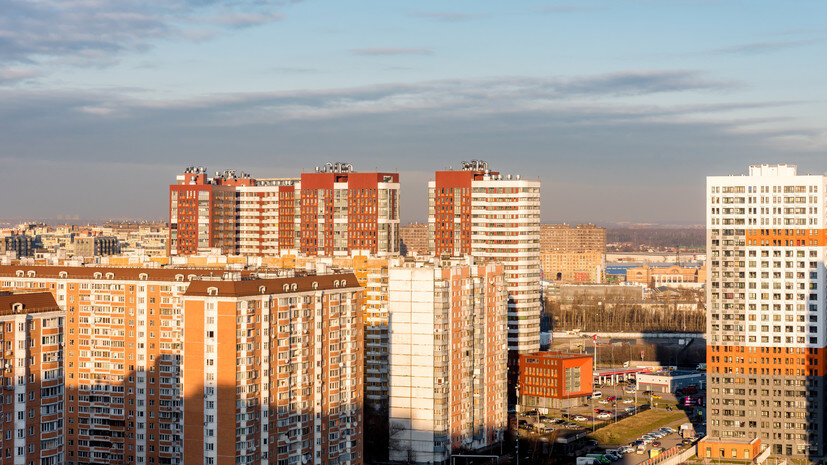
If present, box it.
[2,0,826,225]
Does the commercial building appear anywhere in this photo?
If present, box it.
[707,164,826,458]
[169,164,401,257]
[635,370,704,394]
[0,265,365,465]
[74,236,121,257]
[388,260,508,465]
[540,224,606,254]
[0,292,65,465]
[517,351,593,410]
[697,437,762,461]
[399,223,428,256]
[428,160,541,356]
[625,264,706,289]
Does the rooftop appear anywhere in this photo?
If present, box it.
[183,272,360,297]
[0,292,61,316]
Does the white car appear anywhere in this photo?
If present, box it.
[621,446,635,454]
[574,416,588,422]
[623,398,635,404]
[597,413,611,419]
[599,399,610,404]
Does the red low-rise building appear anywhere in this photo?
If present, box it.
[518,351,593,410]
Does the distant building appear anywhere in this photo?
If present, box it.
[74,236,121,257]
[625,264,705,288]
[541,250,604,283]
[2,234,43,257]
[169,164,401,257]
[399,223,428,255]
[540,224,606,254]
[518,351,593,410]
[0,292,64,465]
[388,261,508,464]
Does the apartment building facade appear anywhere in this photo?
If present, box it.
[169,164,401,257]
[706,164,827,458]
[181,274,363,465]
[0,265,364,465]
[539,224,606,254]
[427,160,541,355]
[388,261,508,465]
[0,292,64,465]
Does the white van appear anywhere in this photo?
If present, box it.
[591,391,603,399]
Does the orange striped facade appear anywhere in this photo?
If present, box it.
[707,345,827,376]
[745,228,827,247]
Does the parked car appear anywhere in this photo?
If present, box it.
[574,416,588,422]
[599,399,610,404]
[591,391,603,399]
[623,398,635,404]
[597,413,611,419]
[652,441,661,447]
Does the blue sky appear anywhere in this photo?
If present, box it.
[1,0,826,224]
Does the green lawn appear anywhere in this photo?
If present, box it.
[587,409,689,446]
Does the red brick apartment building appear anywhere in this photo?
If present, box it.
[518,351,593,410]
[0,292,64,465]
[169,164,400,257]
[0,265,363,465]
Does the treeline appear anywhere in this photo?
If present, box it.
[607,227,705,250]
[546,300,706,333]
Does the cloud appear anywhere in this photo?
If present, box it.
[409,11,481,22]
[711,38,822,55]
[210,11,284,28]
[350,47,434,56]
[0,70,820,223]
[0,0,285,68]
[0,67,39,84]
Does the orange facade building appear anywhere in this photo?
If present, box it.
[518,351,593,409]
[0,265,364,465]
[0,292,64,465]
[169,165,400,257]
[697,437,762,461]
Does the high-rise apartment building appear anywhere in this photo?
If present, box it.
[169,167,242,255]
[388,260,508,464]
[181,274,363,465]
[427,160,541,354]
[169,164,401,257]
[707,164,826,458]
[0,265,364,465]
[0,292,64,465]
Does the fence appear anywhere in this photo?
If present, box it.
[639,444,697,465]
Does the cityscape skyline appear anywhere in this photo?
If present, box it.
[3,1,827,223]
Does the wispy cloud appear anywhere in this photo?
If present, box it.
[350,47,434,56]
[711,38,822,55]
[409,11,482,22]
[0,67,39,85]
[209,11,284,28]
[0,0,286,69]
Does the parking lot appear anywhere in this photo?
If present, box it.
[516,378,705,465]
